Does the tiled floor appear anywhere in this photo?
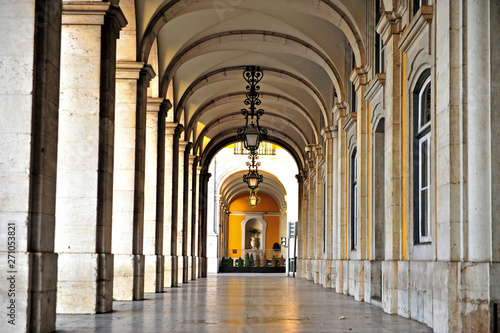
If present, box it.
[56,274,433,332]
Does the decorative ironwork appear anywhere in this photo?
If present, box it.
[243,152,263,190]
[236,66,268,152]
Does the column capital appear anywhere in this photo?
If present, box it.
[349,67,369,91]
[188,154,197,163]
[147,97,163,113]
[140,64,156,82]
[165,122,178,135]
[184,142,193,154]
[116,61,144,79]
[376,11,403,45]
[179,140,189,151]
[174,124,185,138]
[333,102,349,121]
[321,126,338,140]
[62,2,127,27]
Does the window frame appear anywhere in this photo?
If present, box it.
[375,0,385,73]
[413,71,432,244]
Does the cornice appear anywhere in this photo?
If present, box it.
[364,73,386,102]
[399,5,433,53]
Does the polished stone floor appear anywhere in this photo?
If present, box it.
[56,274,433,332]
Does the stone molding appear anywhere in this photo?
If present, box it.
[349,67,369,90]
[399,5,433,53]
[116,61,144,80]
[62,2,127,27]
[376,11,403,45]
[364,73,386,102]
[146,97,164,113]
[321,126,338,140]
[333,102,349,122]
[342,112,357,133]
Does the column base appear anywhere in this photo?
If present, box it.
[182,255,188,283]
[171,255,178,287]
[144,254,164,293]
[113,254,144,301]
[190,256,197,280]
[0,251,58,332]
[57,253,113,314]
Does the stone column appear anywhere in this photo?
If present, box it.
[351,68,369,260]
[112,62,154,301]
[198,169,211,277]
[190,158,200,280]
[377,9,403,314]
[179,141,191,283]
[177,140,188,283]
[295,174,304,276]
[466,0,491,263]
[322,126,337,288]
[333,102,348,293]
[169,124,184,286]
[55,2,126,314]
[186,154,196,280]
[143,97,168,293]
[0,1,61,331]
[163,122,177,287]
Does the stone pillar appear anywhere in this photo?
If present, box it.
[296,173,305,278]
[179,141,191,283]
[351,68,369,260]
[186,154,196,280]
[163,122,177,287]
[55,2,126,314]
[0,1,61,331]
[143,98,168,293]
[466,0,491,263]
[190,158,200,280]
[177,140,188,283]
[198,169,211,278]
[377,9,403,314]
[333,102,348,293]
[112,62,154,300]
[169,125,184,286]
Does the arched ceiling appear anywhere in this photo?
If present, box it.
[219,170,288,209]
[134,0,367,169]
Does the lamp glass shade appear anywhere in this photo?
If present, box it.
[245,123,260,150]
[249,195,257,206]
[248,173,258,189]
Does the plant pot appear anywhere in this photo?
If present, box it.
[250,237,260,249]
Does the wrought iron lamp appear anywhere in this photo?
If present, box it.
[237,66,267,152]
[243,152,263,190]
[246,189,261,209]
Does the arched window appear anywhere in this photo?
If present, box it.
[351,147,357,250]
[413,70,431,243]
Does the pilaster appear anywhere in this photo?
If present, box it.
[56,1,126,314]
[163,121,177,287]
[169,124,184,286]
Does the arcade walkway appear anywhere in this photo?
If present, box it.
[56,274,433,332]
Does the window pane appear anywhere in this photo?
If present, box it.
[420,83,431,128]
[420,189,428,237]
[421,140,428,187]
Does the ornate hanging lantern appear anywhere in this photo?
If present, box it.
[237,66,267,152]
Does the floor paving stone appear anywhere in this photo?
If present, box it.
[56,273,434,332]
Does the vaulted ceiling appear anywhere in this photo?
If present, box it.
[121,0,368,171]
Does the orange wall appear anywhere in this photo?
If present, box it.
[229,192,279,212]
[227,192,280,257]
